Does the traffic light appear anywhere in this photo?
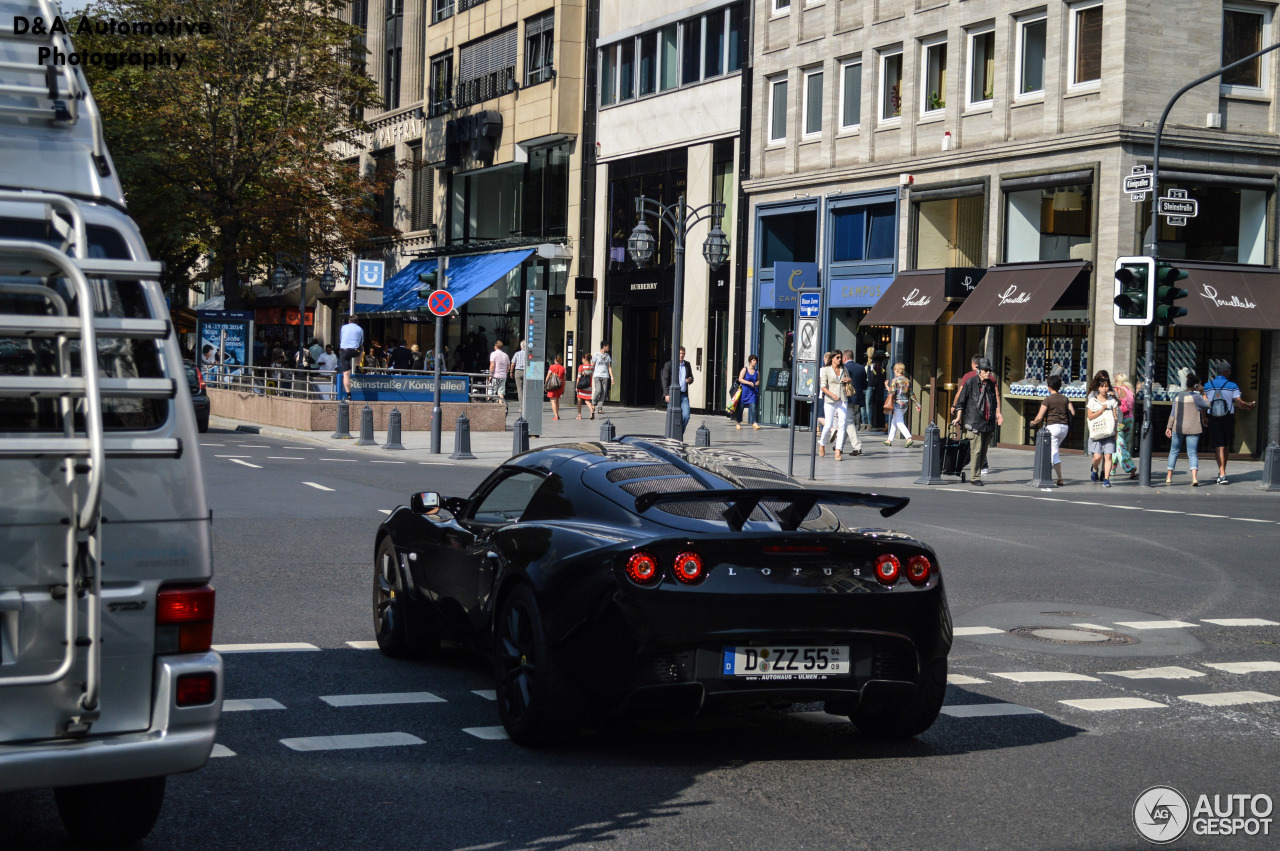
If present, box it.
[1155,263,1189,326]
[1113,256,1155,326]
[416,267,438,316]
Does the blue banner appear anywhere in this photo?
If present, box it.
[350,374,470,402]
[829,275,893,308]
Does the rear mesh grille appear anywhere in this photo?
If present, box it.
[620,476,702,495]
[727,465,795,484]
[873,639,918,682]
[608,463,682,482]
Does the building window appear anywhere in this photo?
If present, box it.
[760,211,818,267]
[914,195,984,268]
[619,38,636,101]
[457,27,518,108]
[601,44,617,105]
[1070,3,1103,86]
[880,49,903,121]
[432,0,453,24]
[525,11,554,86]
[840,60,862,129]
[803,69,823,137]
[1017,16,1047,97]
[831,204,896,262]
[1223,7,1267,90]
[373,149,397,231]
[659,24,679,90]
[410,145,434,232]
[683,15,702,85]
[922,38,947,115]
[967,28,994,106]
[1005,184,1093,263]
[384,0,403,110]
[705,8,726,79]
[773,0,791,14]
[1138,182,1269,264]
[429,53,452,116]
[639,31,657,96]
[769,75,788,143]
[728,5,744,72]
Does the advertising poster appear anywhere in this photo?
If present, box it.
[195,310,253,383]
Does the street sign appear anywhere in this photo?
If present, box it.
[796,317,819,362]
[1165,215,1188,227]
[1156,189,1198,219]
[791,288,822,401]
[798,291,821,318]
[525,290,547,362]
[1130,192,1147,202]
[523,289,548,434]
[1123,174,1153,194]
[427,289,453,316]
[356,259,385,289]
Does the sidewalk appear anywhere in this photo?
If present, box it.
[210,401,1271,492]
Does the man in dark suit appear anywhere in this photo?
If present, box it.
[388,339,413,371]
[660,346,695,436]
[843,349,869,432]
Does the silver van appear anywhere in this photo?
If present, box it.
[0,1,221,845]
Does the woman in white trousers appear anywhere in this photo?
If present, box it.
[884,362,921,446]
[818,351,848,461]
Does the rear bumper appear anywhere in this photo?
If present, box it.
[0,651,222,792]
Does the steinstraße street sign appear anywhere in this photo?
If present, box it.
[1156,188,1198,224]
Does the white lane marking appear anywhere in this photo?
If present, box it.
[239,444,270,448]
[947,674,989,685]
[223,698,287,712]
[320,692,445,707]
[1101,666,1205,680]
[463,726,510,740]
[215,454,251,458]
[1233,518,1274,524]
[213,642,320,653]
[992,671,1100,683]
[229,459,263,468]
[1146,510,1184,515]
[325,448,350,452]
[1204,661,1280,674]
[280,732,426,752]
[940,703,1042,718]
[789,711,851,724]
[321,458,358,462]
[345,640,380,649]
[1060,697,1166,711]
[371,460,406,464]
[1114,620,1198,630]
[1179,691,1280,707]
[200,443,226,446]
[1072,623,1112,631]
[954,626,1003,636]
[1190,513,1229,519]
[472,690,497,701]
[303,481,336,492]
[210,744,236,758]
[283,446,314,450]
[1108,505,1143,510]
[378,509,393,515]
[269,456,305,460]
[1203,618,1280,627]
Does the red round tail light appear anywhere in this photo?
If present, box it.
[673,552,705,584]
[906,555,932,586]
[625,552,661,585]
[874,554,901,585]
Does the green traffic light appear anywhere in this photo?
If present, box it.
[1155,264,1189,325]
[1113,265,1149,321]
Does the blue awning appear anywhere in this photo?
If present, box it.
[356,248,535,315]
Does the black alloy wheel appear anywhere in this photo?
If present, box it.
[373,537,411,657]
[851,658,948,740]
[494,583,585,745]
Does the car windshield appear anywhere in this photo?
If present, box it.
[470,471,546,523]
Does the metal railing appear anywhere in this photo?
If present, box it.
[203,365,510,403]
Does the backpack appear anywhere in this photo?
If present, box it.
[1207,378,1232,418]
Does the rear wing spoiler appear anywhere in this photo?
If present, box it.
[633,488,909,532]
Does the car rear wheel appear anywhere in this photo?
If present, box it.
[852,658,947,740]
[494,583,585,746]
[55,775,165,847]
[373,537,412,657]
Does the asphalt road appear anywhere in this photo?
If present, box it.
[4,428,1279,850]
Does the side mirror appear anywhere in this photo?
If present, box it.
[411,492,441,515]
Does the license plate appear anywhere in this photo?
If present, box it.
[722,646,850,679]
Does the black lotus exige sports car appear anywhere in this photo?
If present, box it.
[373,437,951,745]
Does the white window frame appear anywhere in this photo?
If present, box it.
[1067,1,1103,91]
[920,36,947,116]
[1015,14,1048,101]
[768,75,788,145]
[802,67,824,138]
[839,58,862,131]
[1221,4,1271,96]
[966,25,995,109]
[773,0,792,16]
[879,48,904,124]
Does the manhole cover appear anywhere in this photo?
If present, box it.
[1010,626,1136,646]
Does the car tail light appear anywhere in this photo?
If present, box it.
[906,555,932,586]
[156,585,216,654]
[673,552,705,584]
[625,552,661,586]
[874,554,901,585]
[175,672,216,707]
[196,368,206,393]
[762,544,830,554]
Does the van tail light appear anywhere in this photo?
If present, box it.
[874,554,901,585]
[673,552,706,585]
[156,585,216,654]
[176,672,216,707]
[906,555,933,586]
[625,552,661,586]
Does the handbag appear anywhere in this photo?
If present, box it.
[883,395,894,413]
[726,386,742,414]
[1087,407,1116,441]
[545,370,563,391]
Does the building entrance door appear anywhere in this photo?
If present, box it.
[621,307,669,407]
[706,307,729,412]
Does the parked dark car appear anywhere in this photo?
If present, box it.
[185,362,209,432]
[373,437,951,745]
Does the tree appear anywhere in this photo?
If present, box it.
[75,0,392,308]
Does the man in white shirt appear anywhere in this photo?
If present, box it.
[489,341,510,410]
[591,343,613,412]
[316,344,338,400]
[337,315,364,400]
[511,341,528,413]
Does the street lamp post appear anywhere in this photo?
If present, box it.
[627,195,730,440]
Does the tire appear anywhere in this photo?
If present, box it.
[197,417,209,433]
[853,658,947,740]
[373,537,412,658]
[55,775,165,847]
[494,583,585,746]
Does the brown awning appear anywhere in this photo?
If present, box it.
[949,261,1090,325]
[861,270,948,325]
[1179,264,1280,330]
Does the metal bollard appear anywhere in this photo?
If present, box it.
[914,422,946,485]
[599,418,617,442]
[1263,441,1280,491]
[332,400,352,439]
[695,421,711,447]
[383,407,405,451]
[1028,425,1056,488]
[449,413,476,460]
[356,404,377,446]
[511,416,530,456]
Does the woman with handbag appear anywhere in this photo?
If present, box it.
[545,354,566,420]
[735,355,761,430]
[883,362,922,447]
[1112,372,1138,480]
[1028,374,1075,486]
[818,352,848,460]
[1085,372,1120,487]
[1165,372,1210,486]
[575,353,596,420]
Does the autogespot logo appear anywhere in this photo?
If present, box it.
[1134,786,1190,844]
